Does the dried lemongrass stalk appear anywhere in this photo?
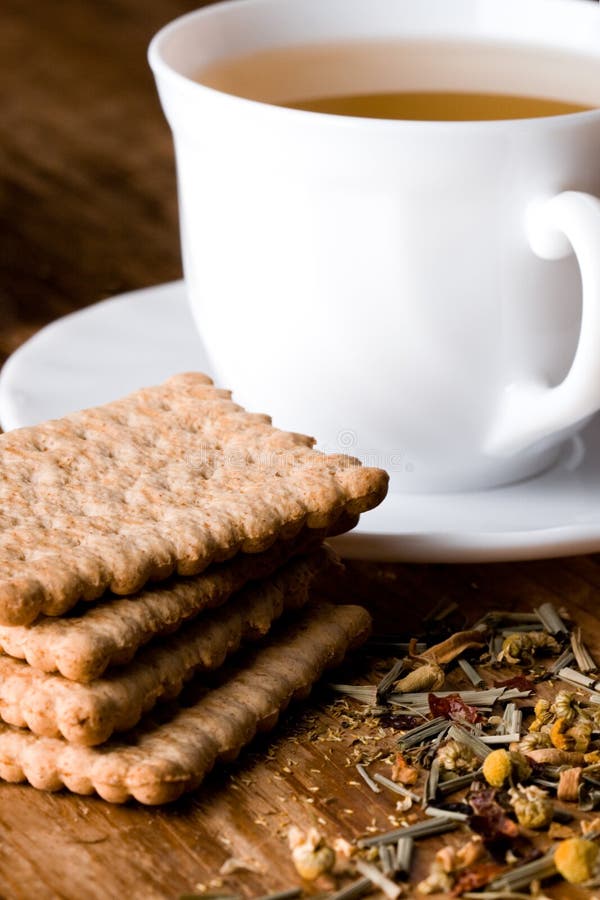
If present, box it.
[499,624,549,634]
[550,648,576,676]
[373,773,419,803]
[425,806,469,822]
[397,717,447,750]
[447,724,491,760]
[329,684,377,703]
[480,734,521,745]
[328,876,372,900]
[357,818,457,849]
[501,703,522,737]
[489,634,504,662]
[571,627,598,674]
[424,757,441,805]
[379,844,395,877]
[535,602,568,636]
[458,659,485,688]
[354,859,402,900]
[488,851,557,891]
[395,837,413,875]
[558,667,598,689]
[473,611,539,628]
[437,770,481,795]
[356,764,381,794]
[377,659,406,703]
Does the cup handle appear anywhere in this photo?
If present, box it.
[485,190,600,456]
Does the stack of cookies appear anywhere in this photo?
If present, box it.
[0,373,387,803]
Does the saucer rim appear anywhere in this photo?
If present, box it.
[2,279,599,564]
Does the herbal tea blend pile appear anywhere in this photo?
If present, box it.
[202,601,600,899]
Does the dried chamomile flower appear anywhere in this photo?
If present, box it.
[482,749,531,789]
[498,631,560,665]
[288,826,335,881]
[550,717,592,753]
[508,784,553,829]
[417,859,454,894]
[552,691,578,725]
[482,749,512,788]
[529,698,553,733]
[554,837,599,884]
[437,739,480,774]
[519,731,552,753]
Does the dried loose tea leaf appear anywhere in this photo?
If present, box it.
[391,753,419,786]
[379,713,424,730]
[428,692,481,724]
[451,861,506,896]
[467,783,520,843]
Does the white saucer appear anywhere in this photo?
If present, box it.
[1,280,599,563]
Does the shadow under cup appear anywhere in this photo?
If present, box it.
[149,0,600,493]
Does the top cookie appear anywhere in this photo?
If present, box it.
[0,373,388,625]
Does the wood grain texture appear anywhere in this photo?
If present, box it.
[2,1,600,897]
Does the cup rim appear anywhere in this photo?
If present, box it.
[148,0,600,130]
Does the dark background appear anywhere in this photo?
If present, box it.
[1,0,211,365]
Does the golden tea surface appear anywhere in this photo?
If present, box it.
[197,40,600,120]
[284,90,590,120]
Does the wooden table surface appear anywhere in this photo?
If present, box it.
[2,2,600,898]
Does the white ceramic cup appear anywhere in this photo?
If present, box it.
[149,0,600,492]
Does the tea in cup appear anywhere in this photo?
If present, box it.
[149,0,600,491]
